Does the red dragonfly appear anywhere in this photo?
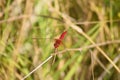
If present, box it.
[54,31,67,49]
[52,31,67,64]
[33,31,67,64]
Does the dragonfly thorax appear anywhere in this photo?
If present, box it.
[54,39,62,48]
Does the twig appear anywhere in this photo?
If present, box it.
[89,50,95,80]
[21,55,53,80]
[0,15,29,24]
[0,14,120,25]
[98,54,120,80]
[52,40,120,55]
[0,14,63,24]
[75,19,120,25]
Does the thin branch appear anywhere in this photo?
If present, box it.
[0,14,63,24]
[75,19,120,25]
[93,54,110,74]
[0,15,29,24]
[89,50,95,80]
[98,54,120,80]
[21,55,53,80]
[0,14,120,25]
[52,40,120,55]
[36,14,64,22]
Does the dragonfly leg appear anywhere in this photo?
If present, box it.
[52,48,57,65]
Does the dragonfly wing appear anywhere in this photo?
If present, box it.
[59,31,67,40]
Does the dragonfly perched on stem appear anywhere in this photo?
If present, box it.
[52,31,67,64]
[33,30,67,64]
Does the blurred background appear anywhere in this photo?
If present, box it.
[0,0,120,80]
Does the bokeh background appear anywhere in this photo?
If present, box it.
[0,0,120,80]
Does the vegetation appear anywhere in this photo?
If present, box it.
[0,0,120,80]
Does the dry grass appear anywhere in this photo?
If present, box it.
[0,0,120,80]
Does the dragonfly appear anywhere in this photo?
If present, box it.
[33,30,67,64]
[54,31,67,49]
[52,31,67,64]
